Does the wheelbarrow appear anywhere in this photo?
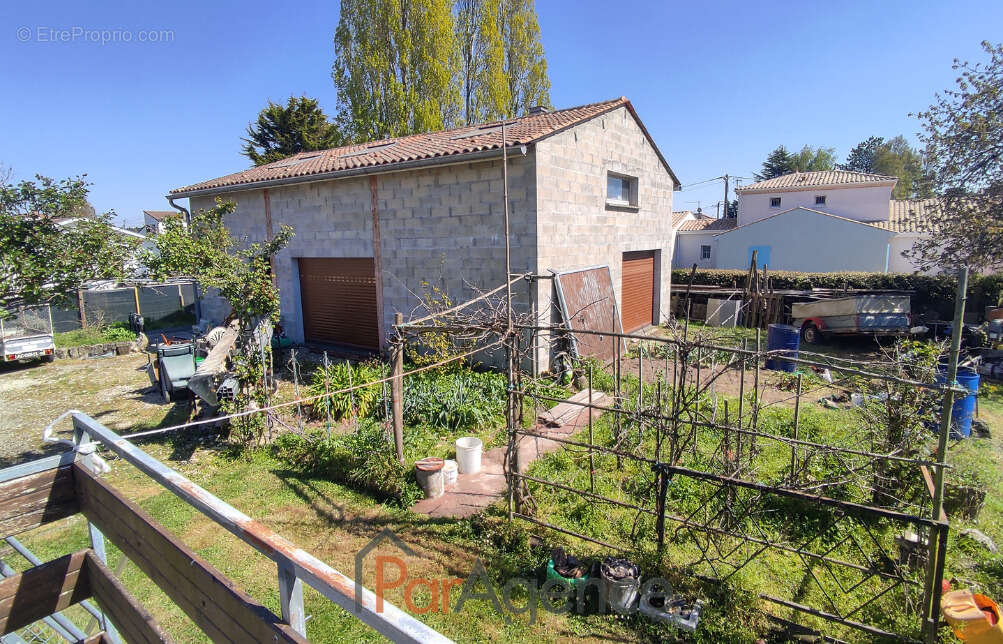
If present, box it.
[147,342,197,403]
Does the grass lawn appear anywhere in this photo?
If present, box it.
[3,347,1002,642]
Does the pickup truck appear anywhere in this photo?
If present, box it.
[792,294,912,344]
[1,305,56,363]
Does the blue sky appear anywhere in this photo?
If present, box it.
[1,1,999,227]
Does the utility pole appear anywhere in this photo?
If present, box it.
[722,174,730,219]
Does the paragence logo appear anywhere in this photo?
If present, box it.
[353,528,674,625]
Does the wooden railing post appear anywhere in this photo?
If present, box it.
[278,562,306,636]
[391,312,405,464]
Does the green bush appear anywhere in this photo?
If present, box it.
[54,323,138,348]
[308,359,385,421]
[393,368,507,431]
[272,422,421,507]
[670,268,1003,318]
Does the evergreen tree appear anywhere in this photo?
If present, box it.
[241,97,343,166]
[332,0,460,140]
[842,136,885,173]
[455,0,551,123]
[843,135,931,198]
[755,145,836,181]
[754,146,794,181]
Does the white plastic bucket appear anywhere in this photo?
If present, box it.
[455,437,483,474]
[443,459,458,486]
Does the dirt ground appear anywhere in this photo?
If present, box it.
[0,353,183,466]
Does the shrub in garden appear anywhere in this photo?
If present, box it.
[308,359,385,421]
[393,368,507,431]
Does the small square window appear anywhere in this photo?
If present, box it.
[815,195,826,205]
[770,197,782,208]
[701,245,712,260]
[606,173,637,207]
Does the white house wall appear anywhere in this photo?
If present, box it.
[715,208,894,272]
[673,232,717,269]
[738,184,893,227]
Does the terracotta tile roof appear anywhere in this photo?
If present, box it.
[677,217,738,232]
[866,198,940,233]
[736,170,898,193]
[171,97,680,196]
[143,210,177,221]
[671,211,693,228]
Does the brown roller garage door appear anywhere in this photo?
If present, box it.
[621,250,655,333]
[298,258,380,349]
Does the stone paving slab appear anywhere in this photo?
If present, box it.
[412,392,606,518]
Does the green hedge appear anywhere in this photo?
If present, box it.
[670,269,1003,319]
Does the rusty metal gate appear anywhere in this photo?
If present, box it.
[553,265,623,361]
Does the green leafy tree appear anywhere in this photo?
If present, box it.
[756,145,837,181]
[842,136,885,173]
[910,41,1003,273]
[843,135,931,198]
[872,136,931,199]
[0,172,138,314]
[332,0,460,140]
[146,200,294,443]
[455,0,551,123]
[145,199,292,323]
[241,96,343,166]
[789,145,837,172]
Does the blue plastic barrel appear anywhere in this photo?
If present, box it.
[935,367,980,438]
[765,324,800,373]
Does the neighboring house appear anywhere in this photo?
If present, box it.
[671,211,737,269]
[169,97,682,368]
[143,209,181,234]
[672,170,939,273]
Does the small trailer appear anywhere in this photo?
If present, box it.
[792,294,912,344]
[1,305,56,364]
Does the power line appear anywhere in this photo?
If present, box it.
[678,176,725,189]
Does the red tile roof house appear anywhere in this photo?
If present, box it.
[169,98,681,370]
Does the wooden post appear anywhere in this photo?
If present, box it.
[291,349,303,432]
[391,312,405,464]
[133,286,141,315]
[77,289,87,327]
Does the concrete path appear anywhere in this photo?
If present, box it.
[411,392,606,518]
